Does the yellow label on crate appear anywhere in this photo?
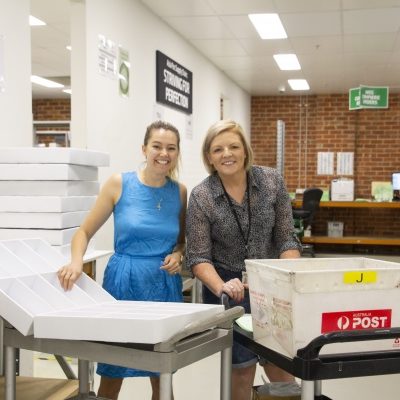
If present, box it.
[343,271,377,284]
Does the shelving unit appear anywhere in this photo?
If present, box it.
[32,120,70,147]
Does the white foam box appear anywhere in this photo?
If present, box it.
[0,147,109,167]
[0,227,78,245]
[0,181,100,196]
[0,164,98,181]
[0,211,88,229]
[0,238,224,342]
[0,196,96,212]
[246,257,400,357]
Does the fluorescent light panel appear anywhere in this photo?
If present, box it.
[288,79,310,91]
[248,14,287,39]
[63,89,72,94]
[29,15,46,26]
[31,75,64,88]
[273,54,301,70]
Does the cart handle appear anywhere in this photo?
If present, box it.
[297,327,400,359]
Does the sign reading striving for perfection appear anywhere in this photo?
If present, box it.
[349,86,389,110]
[156,50,193,114]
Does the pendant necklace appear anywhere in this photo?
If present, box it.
[140,172,164,211]
[148,186,163,211]
[220,173,252,257]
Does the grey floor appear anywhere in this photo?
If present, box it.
[33,352,400,399]
[32,252,400,399]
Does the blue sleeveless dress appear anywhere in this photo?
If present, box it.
[97,171,183,378]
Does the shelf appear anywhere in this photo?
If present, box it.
[302,236,400,246]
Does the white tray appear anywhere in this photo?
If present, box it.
[0,227,78,245]
[0,211,89,229]
[0,181,99,196]
[0,147,109,167]
[0,211,88,229]
[0,196,96,212]
[0,164,98,181]
[0,239,224,342]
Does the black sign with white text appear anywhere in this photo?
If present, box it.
[156,50,192,114]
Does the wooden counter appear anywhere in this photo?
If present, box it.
[292,200,400,209]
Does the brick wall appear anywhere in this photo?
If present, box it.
[251,94,400,253]
[32,99,71,147]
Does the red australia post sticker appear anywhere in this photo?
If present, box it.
[321,309,392,333]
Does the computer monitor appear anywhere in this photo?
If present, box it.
[392,172,400,201]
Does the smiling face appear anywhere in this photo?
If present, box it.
[142,128,179,176]
[207,130,247,178]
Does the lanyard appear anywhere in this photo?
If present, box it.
[220,174,252,257]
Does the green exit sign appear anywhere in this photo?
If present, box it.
[349,86,389,110]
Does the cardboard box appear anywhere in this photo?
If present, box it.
[331,179,354,201]
[246,257,400,357]
[252,384,300,400]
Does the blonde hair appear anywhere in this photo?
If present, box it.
[144,120,181,180]
[201,119,254,174]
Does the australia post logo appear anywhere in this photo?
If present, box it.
[321,309,392,333]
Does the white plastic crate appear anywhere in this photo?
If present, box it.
[0,238,224,342]
[246,257,400,357]
[327,221,344,237]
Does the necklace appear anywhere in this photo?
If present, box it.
[147,186,163,211]
[220,173,251,257]
[139,171,165,211]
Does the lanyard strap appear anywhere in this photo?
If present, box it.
[220,174,252,256]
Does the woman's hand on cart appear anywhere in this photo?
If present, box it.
[221,278,246,303]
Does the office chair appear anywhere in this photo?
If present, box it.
[293,187,323,257]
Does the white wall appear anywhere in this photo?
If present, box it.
[0,0,32,146]
[71,0,251,250]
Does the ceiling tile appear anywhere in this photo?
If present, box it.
[190,39,247,57]
[140,0,215,16]
[274,0,342,13]
[163,16,234,39]
[343,8,400,34]
[281,12,342,37]
[289,35,342,54]
[239,38,293,56]
[343,33,397,53]
[206,0,276,15]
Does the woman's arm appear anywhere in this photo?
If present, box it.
[161,182,187,275]
[57,173,122,290]
[187,192,244,302]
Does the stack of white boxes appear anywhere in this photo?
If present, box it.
[0,147,109,256]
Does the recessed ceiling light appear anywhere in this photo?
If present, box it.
[29,15,46,26]
[288,79,310,91]
[63,89,72,94]
[66,45,72,51]
[273,54,301,70]
[248,14,287,39]
[31,75,64,88]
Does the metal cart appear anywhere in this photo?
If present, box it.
[2,304,243,400]
[234,325,400,400]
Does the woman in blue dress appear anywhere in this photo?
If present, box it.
[58,121,187,400]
